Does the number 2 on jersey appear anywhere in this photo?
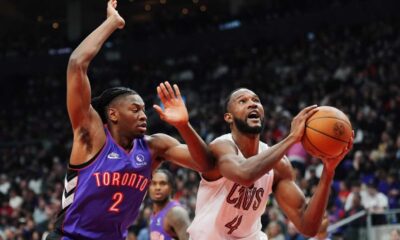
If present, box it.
[109,192,124,213]
[225,215,243,234]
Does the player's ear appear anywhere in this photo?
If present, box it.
[108,107,118,123]
[224,113,233,124]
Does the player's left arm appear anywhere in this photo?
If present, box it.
[273,137,353,237]
[152,82,213,172]
[167,206,190,240]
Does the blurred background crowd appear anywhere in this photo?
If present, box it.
[1,0,400,239]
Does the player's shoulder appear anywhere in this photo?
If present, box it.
[210,133,233,146]
[166,205,189,222]
[145,133,168,141]
[145,133,177,147]
[209,134,236,152]
[168,205,187,215]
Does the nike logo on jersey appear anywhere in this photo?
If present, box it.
[107,152,120,159]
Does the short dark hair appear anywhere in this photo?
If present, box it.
[224,88,244,113]
[154,168,176,195]
[92,87,138,123]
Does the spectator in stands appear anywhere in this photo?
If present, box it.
[265,221,285,240]
[363,180,389,225]
[378,173,400,209]
[286,142,308,177]
[0,175,10,195]
[345,180,366,212]
[343,193,366,239]
[267,207,287,236]
[395,135,400,161]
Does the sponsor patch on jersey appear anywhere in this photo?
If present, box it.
[107,152,120,160]
[135,154,147,166]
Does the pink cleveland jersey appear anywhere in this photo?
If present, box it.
[187,133,274,240]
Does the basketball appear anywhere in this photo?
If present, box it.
[302,106,352,159]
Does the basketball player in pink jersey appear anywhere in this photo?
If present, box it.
[46,1,212,239]
[149,169,190,240]
[188,88,353,239]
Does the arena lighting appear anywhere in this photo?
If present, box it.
[144,4,151,11]
[199,5,207,12]
[218,20,241,31]
[307,32,315,41]
[52,22,60,29]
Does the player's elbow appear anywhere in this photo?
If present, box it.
[68,55,88,69]
[298,226,319,237]
[235,172,256,187]
[68,50,93,69]
[197,155,217,172]
[303,230,318,238]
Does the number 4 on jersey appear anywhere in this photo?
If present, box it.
[225,215,243,234]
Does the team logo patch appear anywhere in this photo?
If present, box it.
[107,152,120,159]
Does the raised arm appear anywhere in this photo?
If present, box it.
[273,136,353,237]
[67,0,124,165]
[203,105,318,186]
[153,82,213,172]
[67,0,124,129]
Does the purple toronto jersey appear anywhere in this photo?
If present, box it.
[149,201,180,240]
[56,128,152,240]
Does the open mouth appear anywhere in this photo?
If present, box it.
[247,111,260,120]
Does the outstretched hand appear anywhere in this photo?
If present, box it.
[321,130,354,173]
[153,82,189,128]
[107,0,125,29]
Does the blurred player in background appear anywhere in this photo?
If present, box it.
[149,169,190,240]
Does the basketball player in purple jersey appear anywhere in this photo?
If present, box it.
[149,169,190,240]
[46,1,212,239]
[188,89,354,239]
